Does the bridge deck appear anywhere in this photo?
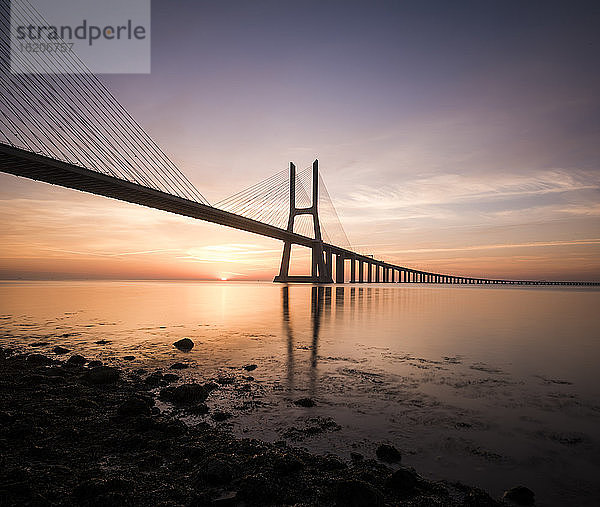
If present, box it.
[0,143,318,247]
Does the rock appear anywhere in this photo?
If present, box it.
[144,372,163,387]
[66,354,87,366]
[159,383,211,404]
[123,355,135,361]
[187,403,209,415]
[162,373,179,383]
[211,410,232,422]
[243,364,257,371]
[87,360,103,368]
[52,346,70,355]
[385,467,418,493]
[321,454,346,471]
[503,486,535,506]
[117,396,153,417]
[26,354,53,365]
[216,376,234,385]
[29,341,49,347]
[376,443,402,463]
[335,480,384,507]
[272,453,304,475]
[94,340,110,345]
[173,338,194,351]
[350,452,364,462]
[294,397,315,407]
[195,457,233,485]
[83,366,120,385]
[169,362,189,370]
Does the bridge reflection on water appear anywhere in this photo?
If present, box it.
[281,284,433,395]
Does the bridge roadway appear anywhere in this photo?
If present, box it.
[1,143,597,286]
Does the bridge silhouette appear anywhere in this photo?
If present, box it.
[0,0,597,286]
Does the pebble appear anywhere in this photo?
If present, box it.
[376,443,402,463]
[503,486,535,506]
[386,467,418,493]
[117,396,153,418]
[173,338,194,351]
[83,366,120,385]
[294,397,315,407]
[159,383,212,404]
[65,354,87,366]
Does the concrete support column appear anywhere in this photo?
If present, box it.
[325,249,333,281]
[367,263,372,283]
[336,253,345,284]
[350,257,356,283]
[375,264,380,283]
[358,261,364,283]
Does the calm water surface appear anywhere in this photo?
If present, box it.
[1,281,599,506]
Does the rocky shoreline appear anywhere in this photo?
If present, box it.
[0,343,526,506]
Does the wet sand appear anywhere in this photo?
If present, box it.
[0,343,507,506]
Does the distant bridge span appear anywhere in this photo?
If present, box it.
[1,143,597,286]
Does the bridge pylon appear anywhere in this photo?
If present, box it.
[274,160,332,283]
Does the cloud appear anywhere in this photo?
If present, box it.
[339,169,599,211]
[376,238,600,255]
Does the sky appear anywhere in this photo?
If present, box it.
[1,0,599,280]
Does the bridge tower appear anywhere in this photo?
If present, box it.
[274,160,333,283]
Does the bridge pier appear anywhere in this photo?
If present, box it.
[274,160,332,283]
[336,253,345,283]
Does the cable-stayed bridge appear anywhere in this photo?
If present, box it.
[0,0,597,286]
